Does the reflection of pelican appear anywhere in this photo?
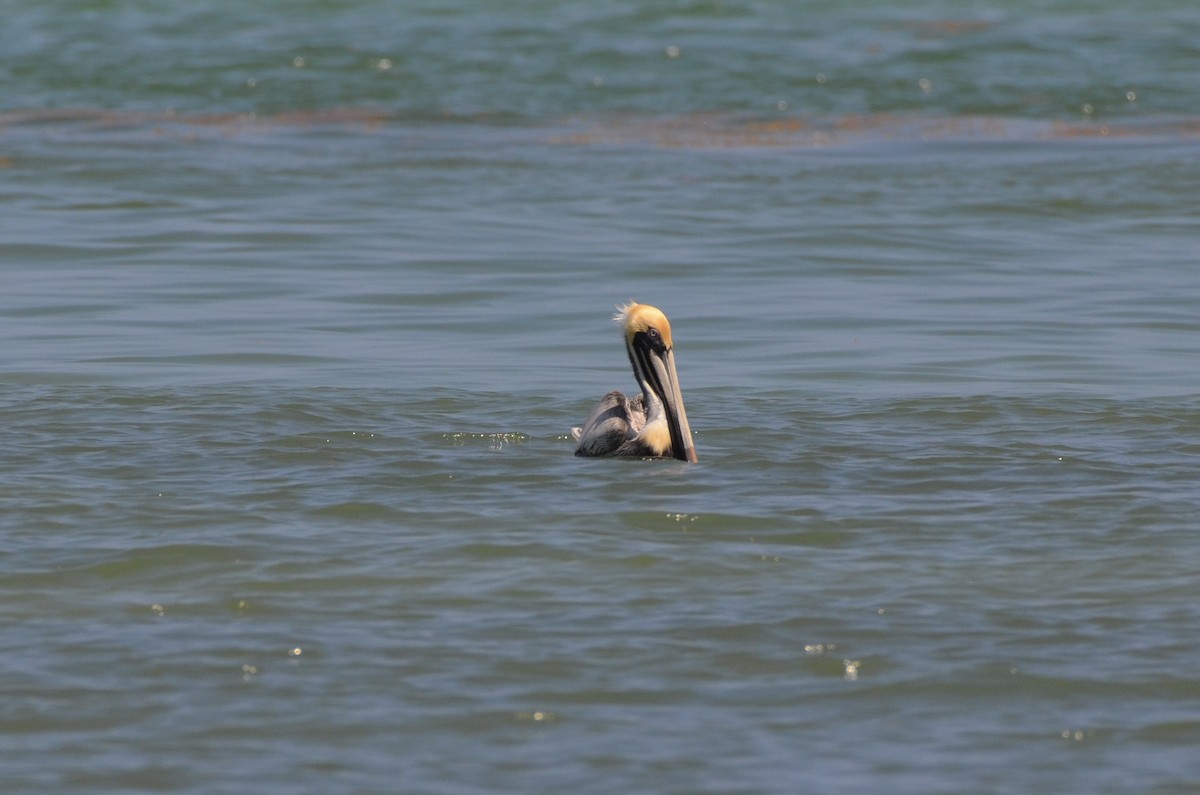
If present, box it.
[572,302,698,462]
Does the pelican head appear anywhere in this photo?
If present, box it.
[615,301,698,462]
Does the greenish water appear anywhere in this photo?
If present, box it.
[3,2,1200,793]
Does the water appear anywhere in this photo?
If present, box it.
[3,2,1200,793]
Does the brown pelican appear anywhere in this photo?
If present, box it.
[572,302,698,462]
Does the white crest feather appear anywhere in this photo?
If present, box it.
[613,300,638,325]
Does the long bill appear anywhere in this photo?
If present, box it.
[645,347,698,463]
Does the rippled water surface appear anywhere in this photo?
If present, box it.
[3,2,1200,793]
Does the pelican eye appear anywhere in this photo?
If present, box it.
[638,327,668,353]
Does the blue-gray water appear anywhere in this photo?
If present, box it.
[3,2,1200,793]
